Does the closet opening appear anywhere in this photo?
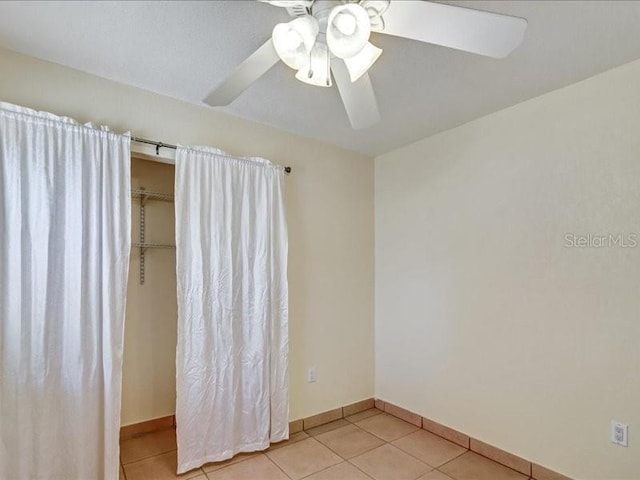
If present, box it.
[121,155,177,431]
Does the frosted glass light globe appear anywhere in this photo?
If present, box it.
[272,15,319,70]
[281,30,303,51]
[334,12,357,36]
[326,4,371,59]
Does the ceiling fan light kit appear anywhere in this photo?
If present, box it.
[272,1,383,91]
[205,0,528,130]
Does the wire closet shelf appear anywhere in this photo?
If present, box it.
[131,187,175,285]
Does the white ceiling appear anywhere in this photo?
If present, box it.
[0,1,639,156]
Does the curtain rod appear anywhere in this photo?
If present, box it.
[131,136,292,174]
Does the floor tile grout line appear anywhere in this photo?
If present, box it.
[436,448,467,468]
[377,442,434,469]
[266,436,337,479]
[387,440,440,470]
[353,424,392,442]
[265,433,375,480]
[378,408,471,450]
[343,409,383,424]
[202,451,258,474]
[345,458,377,480]
[119,456,127,480]
[436,449,530,479]
[350,419,388,437]
[312,424,385,462]
[353,417,420,443]
[271,421,384,477]
[345,439,424,480]
[265,433,314,457]
[389,430,470,470]
[436,449,471,471]
[262,452,296,480]
[305,419,351,437]
[268,433,310,452]
[296,459,345,480]
[463,449,530,478]
[296,408,381,434]
[321,439,384,462]
[432,470,457,480]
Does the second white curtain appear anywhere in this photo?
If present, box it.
[174,146,289,474]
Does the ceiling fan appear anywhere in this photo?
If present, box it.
[203,0,527,129]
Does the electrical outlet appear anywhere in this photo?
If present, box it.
[611,421,628,447]
[307,367,317,383]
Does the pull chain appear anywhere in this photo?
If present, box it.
[326,45,331,86]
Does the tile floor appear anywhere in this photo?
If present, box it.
[120,408,531,480]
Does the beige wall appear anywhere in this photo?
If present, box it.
[375,59,640,479]
[0,47,375,425]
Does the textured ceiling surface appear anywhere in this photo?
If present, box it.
[0,1,639,156]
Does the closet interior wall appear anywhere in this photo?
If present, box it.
[122,156,177,426]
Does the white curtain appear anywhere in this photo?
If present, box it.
[0,102,131,480]
[174,146,288,473]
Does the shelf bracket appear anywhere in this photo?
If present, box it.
[139,187,147,284]
[132,186,175,285]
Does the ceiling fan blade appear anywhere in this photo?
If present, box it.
[331,59,380,130]
[203,39,280,106]
[257,0,313,7]
[376,1,527,59]
[257,0,312,17]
